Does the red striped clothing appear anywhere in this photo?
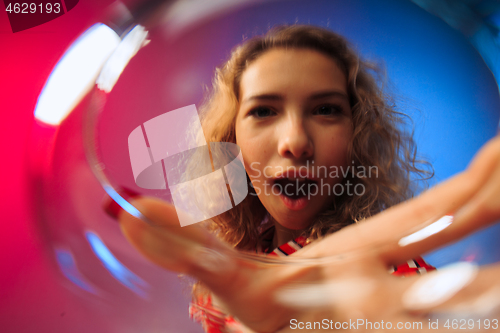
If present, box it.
[264,235,435,275]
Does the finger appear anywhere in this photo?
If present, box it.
[118,197,238,285]
[388,135,500,262]
[119,204,199,273]
[298,171,471,264]
[445,133,500,234]
[460,134,500,185]
[402,263,500,318]
[122,196,221,246]
[299,135,500,265]
[451,160,500,233]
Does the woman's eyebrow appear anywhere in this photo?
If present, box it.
[242,90,348,105]
[308,91,349,101]
[242,94,283,104]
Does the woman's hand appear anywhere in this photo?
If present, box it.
[117,134,500,332]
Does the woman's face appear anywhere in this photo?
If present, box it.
[235,48,353,230]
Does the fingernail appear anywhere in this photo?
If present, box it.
[275,278,374,309]
[402,262,478,310]
[398,215,454,247]
[103,187,141,220]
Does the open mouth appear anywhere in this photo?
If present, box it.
[274,178,317,211]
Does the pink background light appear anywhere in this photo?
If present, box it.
[0,2,149,332]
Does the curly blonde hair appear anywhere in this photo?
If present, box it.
[196,24,431,250]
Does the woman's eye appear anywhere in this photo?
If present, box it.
[314,104,343,116]
[248,106,275,118]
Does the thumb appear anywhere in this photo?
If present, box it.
[118,196,238,282]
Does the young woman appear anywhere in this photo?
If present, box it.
[195,24,431,250]
[184,24,434,332]
[110,25,500,332]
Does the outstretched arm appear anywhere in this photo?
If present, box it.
[117,135,500,332]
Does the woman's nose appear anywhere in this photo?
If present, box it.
[277,118,314,159]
